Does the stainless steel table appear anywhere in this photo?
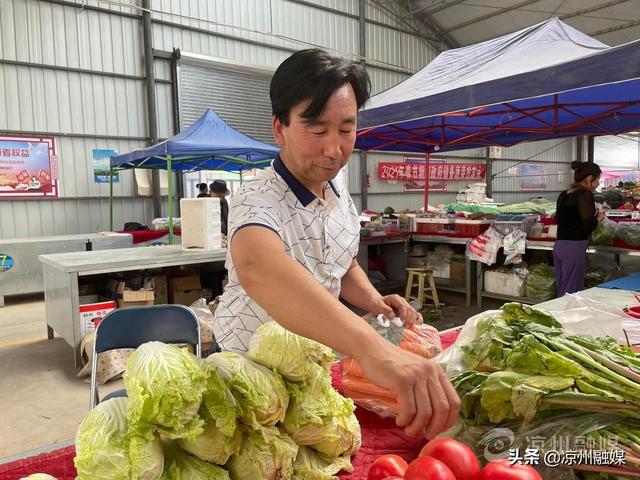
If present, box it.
[39,245,227,366]
[0,233,133,306]
[411,235,474,306]
[476,240,640,308]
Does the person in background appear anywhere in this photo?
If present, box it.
[196,183,209,198]
[209,180,229,236]
[212,48,459,440]
[553,161,603,296]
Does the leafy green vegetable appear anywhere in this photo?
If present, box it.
[283,379,360,458]
[226,428,298,480]
[162,439,230,480]
[74,398,163,480]
[176,418,243,466]
[615,223,640,246]
[177,363,242,465]
[590,220,616,245]
[124,342,207,440]
[292,446,353,480]
[500,303,561,328]
[206,352,289,430]
[248,321,335,383]
[525,264,557,301]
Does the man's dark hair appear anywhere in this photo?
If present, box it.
[270,49,371,126]
[197,183,208,193]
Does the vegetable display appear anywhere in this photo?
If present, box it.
[442,302,640,479]
[124,342,207,440]
[74,323,361,479]
[74,397,163,480]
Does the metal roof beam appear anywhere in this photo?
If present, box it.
[590,18,640,36]
[422,0,469,16]
[441,0,542,33]
[368,0,454,50]
[559,0,631,21]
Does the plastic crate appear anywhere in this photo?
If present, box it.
[415,217,456,234]
[454,220,491,237]
[493,215,537,236]
[381,216,412,232]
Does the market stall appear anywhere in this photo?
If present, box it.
[39,245,226,367]
[109,108,279,242]
[4,287,640,479]
[356,18,640,208]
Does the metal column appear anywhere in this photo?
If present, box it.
[143,0,162,218]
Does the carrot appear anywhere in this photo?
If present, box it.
[340,357,364,377]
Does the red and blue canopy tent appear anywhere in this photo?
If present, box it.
[356,18,640,208]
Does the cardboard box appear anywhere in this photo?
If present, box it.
[171,275,202,306]
[484,271,525,297]
[79,296,117,335]
[118,289,155,308]
[450,255,466,282]
[152,275,168,305]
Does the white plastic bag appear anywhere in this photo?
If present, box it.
[503,228,527,265]
[466,227,503,266]
[435,309,503,378]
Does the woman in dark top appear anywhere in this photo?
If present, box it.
[196,183,209,198]
[553,161,604,296]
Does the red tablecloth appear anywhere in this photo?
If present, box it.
[0,329,463,480]
[117,229,182,244]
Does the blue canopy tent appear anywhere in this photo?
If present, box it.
[356,18,640,208]
[109,108,279,242]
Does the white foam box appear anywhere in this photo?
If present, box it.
[432,264,450,279]
[180,198,222,250]
[484,271,525,297]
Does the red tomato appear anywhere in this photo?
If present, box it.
[404,456,456,480]
[367,454,408,480]
[481,459,543,480]
[420,437,482,480]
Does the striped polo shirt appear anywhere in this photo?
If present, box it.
[211,155,361,353]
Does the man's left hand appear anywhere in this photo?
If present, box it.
[369,294,423,327]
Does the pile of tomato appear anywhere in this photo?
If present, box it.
[367,438,542,480]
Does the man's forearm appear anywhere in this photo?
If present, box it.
[339,260,383,312]
[233,232,385,361]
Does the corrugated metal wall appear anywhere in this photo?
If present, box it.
[0,0,575,237]
[0,0,150,238]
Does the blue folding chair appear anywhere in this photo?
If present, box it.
[90,304,201,409]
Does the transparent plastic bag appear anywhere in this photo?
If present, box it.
[503,228,527,265]
[189,298,215,345]
[435,310,503,378]
[525,264,556,301]
[447,412,631,480]
[615,222,640,246]
[590,218,616,246]
[340,314,442,418]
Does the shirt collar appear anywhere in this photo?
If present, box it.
[273,155,340,207]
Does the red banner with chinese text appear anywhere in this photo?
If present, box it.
[377,162,486,181]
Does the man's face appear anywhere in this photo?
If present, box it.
[272,84,358,187]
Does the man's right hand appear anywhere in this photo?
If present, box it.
[356,341,460,439]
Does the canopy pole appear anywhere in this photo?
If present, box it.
[424,152,430,212]
[167,155,174,244]
[239,169,243,185]
[109,166,114,231]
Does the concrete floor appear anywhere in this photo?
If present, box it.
[0,290,501,460]
[0,294,122,459]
